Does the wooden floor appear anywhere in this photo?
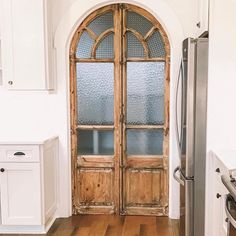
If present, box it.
[2,215,179,236]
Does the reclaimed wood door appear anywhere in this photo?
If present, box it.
[70,4,170,215]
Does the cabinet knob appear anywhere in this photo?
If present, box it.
[216,193,222,199]
[0,168,5,173]
[8,81,13,85]
[215,168,220,173]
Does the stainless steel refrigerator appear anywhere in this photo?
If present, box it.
[173,36,208,236]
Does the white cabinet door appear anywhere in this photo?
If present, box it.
[0,0,54,90]
[0,163,41,225]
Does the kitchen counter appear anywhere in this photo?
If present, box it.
[0,136,58,234]
[206,150,236,236]
[212,150,236,172]
[0,135,58,145]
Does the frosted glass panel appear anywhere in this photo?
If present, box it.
[76,63,114,125]
[147,31,166,58]
[127,62,165,125]
[127,11,153,37]
[77,130,114,155]
[96,33,114,58]
[76,30,94,58]
[87,12,113,36]
[127,129,163,155]
[127,31,145,58]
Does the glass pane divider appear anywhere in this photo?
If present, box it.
[77,155,114,159]
[126,155,163,159]
[84,27,98,40]
[126,125,164,129]
[144,26,156,40]
[126,57,165,62]
[77,125,114,130]
[75,58,114,63]
[91,28,114,58]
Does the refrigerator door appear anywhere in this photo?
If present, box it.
[174,167,194,236]
[193,38,208,236]
[180,38,196,179]
[182,178,194,236]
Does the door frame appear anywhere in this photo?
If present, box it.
[69,3,170,215]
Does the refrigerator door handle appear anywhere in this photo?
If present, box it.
[175,61,183,155]
[173,166,184,186]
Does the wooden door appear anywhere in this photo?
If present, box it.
[70,4,170,215]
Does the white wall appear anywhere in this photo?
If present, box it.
[207,0,236,151]
[50,0,199,37]
[0,0,201,219]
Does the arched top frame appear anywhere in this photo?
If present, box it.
[70,4,170,61]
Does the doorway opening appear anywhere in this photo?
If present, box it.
[70,3,170,215]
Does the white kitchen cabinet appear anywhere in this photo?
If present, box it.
[0,137,58,234]
[206,151,236,236]
[0,163,41,225]
[0,0,54,90]
[196,0,209,36]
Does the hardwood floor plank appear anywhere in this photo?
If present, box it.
[1,215,179,236]
[47,218,65,235]
[170,219,180,236]
[88,218,108,236]
[140,224,157,236]
[122,216,141,236]
[156,217,172,236]
[73,227,90,236]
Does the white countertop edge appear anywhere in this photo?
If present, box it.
[210,149,236,171]
[0,135,59,145]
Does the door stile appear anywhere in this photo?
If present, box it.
[69,53,78,214]
[114,5,122,213]
[121,4,127,214]
[162,55,170,211]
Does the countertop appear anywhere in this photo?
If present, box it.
[212,149,236,171]
[0,135,59,145]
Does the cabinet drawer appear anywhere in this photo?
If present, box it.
[0,145,40,162]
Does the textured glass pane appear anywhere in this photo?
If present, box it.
[78,130,114,155]
[127,62,165,125]
[147,31,166,58]
[127,31,145,58]
[127,11,153,37]
[96,33,114,58]
[127,130,163,155]
[76,63,114,125]
[87,12,113,36]
[76,30,94,58]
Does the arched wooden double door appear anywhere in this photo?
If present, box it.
[70,4,170,215]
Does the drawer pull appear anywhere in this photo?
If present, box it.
[216,193,222,199]
[0,168,5,172]
[215,168,220,173]
[13,152,26,156]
